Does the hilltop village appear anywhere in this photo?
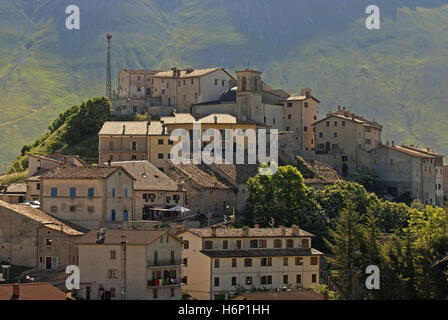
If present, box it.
[0,65,446,300]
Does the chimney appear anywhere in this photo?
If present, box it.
[280,225,286,236]
[171,67,177,78]
[122,125,126,135]
[242,226,249,237]
[337,105,341,111]
[108,159,112,167]
[12,283,20,298]
[214,115,218,124]
[254,224,259,229]
[342,106,346,111]
[291,224,300,236]
[175,225,185,234]
[392,141,395,147]
[211,226,217,237]
[177,180,184,191]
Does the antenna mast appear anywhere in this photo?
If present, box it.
[106,34,112,99]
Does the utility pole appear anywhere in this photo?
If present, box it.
[106,34,112,100]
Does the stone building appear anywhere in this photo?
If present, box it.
[0,200,86,271]
[40,166,135,230]
[312,106,382,176]
[179,225,323,300]
[0,183,26,204]
[98,113,263,171]
[370,143,444,205]
[109,161,186,220]
[75,228,182,300]
[113,67,235,116]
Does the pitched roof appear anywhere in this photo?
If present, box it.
[313,109,382,129]
[234,290,324,300]
[75,229,180,245]
[99,121,161,135]
[186,227,314,238]
[154,67,232,79]
[4,183,27,194]
[110,161,181,191]
[0,200,86,235]
[200,248,323,258]
[161,113,196,124]
[372,144,443,159]
[168,163,232,190]
[121,69,162,75]
[26,168,49,182]
[208,164,260,185]
[28,153,86,166]
[40,166,133,180]
[28,154,63,164]
[283,94,320,103]
[0,283,68,300]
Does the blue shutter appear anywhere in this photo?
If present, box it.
[70,188,76,198]
[124,189,128,199]
[123,210,128,222]
[51,188,57,197]
[111,210,116,221]
[88,188,94,198]
[112,188,115,198]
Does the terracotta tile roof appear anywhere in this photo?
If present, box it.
[4,183,27,194]
[0,283,68,300]
[186,227,314,238]
[26,168,49,182]
[200,248,323,258]
[110,161,181,191]
[401,145,443,158]
[311,160,342,183]
[161,113,196,124]
[28,154,63,164]
[154,67,227,79]
[209,164,260,185]
[75,229,180,245]
[199,114,237,124]
[374,144,444,159]
[313,109,382,129]
[99,121,162,135]
[28,153,86,166]
[169,163,232,190]
[0,201,86,235]
[41,166,132,180]
[123,69,162,75]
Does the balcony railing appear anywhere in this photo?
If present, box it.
[147,278,181,287]
[148,259,181,267]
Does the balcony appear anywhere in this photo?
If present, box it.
[147,278,181,287]
[147,259,181,267]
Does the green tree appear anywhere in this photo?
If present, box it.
[348,168,379,192]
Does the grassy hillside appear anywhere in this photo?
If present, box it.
[1,0,448,166]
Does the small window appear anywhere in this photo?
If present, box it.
[112,188,115,198]
[326,121,330,127]
[288,114,292,119]
[283,257,288,266]
[36,183,40,190]
[304,102,309,108]
[170,288,175,297]
[334,121,338,126]
[296,274,302,284]
[304,126,308,132]
[245,277,252,285]
[110,250,116,260]
[342,121,345,126]
[319,132,323,138]
[223,240,228,249]
[124,189,128,199]
[286,239,294,248]
[250,240,258,248]
[244,258,252,267]
[158,153,164,159]
[46,238,52,246]
[232,259,237,268]
[204,241,213,249]
[70,206,76,212]
[236,240,241,249]
[214,277,220,287]
[51,188,57,197]
[334,131,338,138]
[311,256,319,265]
[183,258,188,266]
[214,79,218,86]
[183,240,189,249]
[158,139,164,145]
[283,275,288,284]
[312,274,317,283]
[274,239,282,248]
[301,239,309,248]
[88,188,94,198]
[232,277,237,286]
[295,257,303,265]
[214,259,220,268]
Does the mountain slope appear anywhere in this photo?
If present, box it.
[1,0,448,165]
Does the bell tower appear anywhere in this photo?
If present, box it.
[236,69,262,123]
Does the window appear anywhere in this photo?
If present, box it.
[214,277,220,287]
[183,240,189,249]
[36,183,40,190]
[304,102,309,108]
[87,206,94,213]
[283,275,288,284]
[50,206,57,213]
[232,259,237,268]
[183,258,188,266]
[111,210,116,221]
[51,188,57,197]
[70,206,76,212]
[236,240,241,249]
[283,257,288,266]
[124,189,128,199]
[274,239,282,248]
[342,156,348,162]
[110,250,116,260]
[223,240,228,249]
[222,80,225,86]
[259,240,267,248]
[153,289,158,299]
[334,131,338,138]
[287,102,292,108]
[132,141,137,151]
[232,277,237,286]
[288,114,292,119]
[296,274,302,284]
[334,121,338,126]
[250,240,258,248]
[158,153,164,159]
[215,79,218,86]
[261,258,272,267]
[295,257,303,265]
[245,277,252,285]
[244,258,252,267]
[107,269,119,279]
[204,241,213,249]
[88,188,94,198]
[301,239,309,248]
[310,257,319,265]
[365,139,371,145]
[326,121,330,127]
[312,274,317,283]
[170,288,175,297]
[304,126,308,132]
[112,188,115,198]
[319,132,323,138]
[286,239,294,248]
[342,121,345,126]
[286,126,290,131]
[365,127,372,133]
[215,259,220,268]
[46,238,52,246]
[110,288,116,298]
[158,139,164,145]
[261,276,272,285]
[191,79,194,85]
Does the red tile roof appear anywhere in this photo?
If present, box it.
[0,283,68,300]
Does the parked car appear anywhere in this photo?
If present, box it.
[23,201,40,208]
